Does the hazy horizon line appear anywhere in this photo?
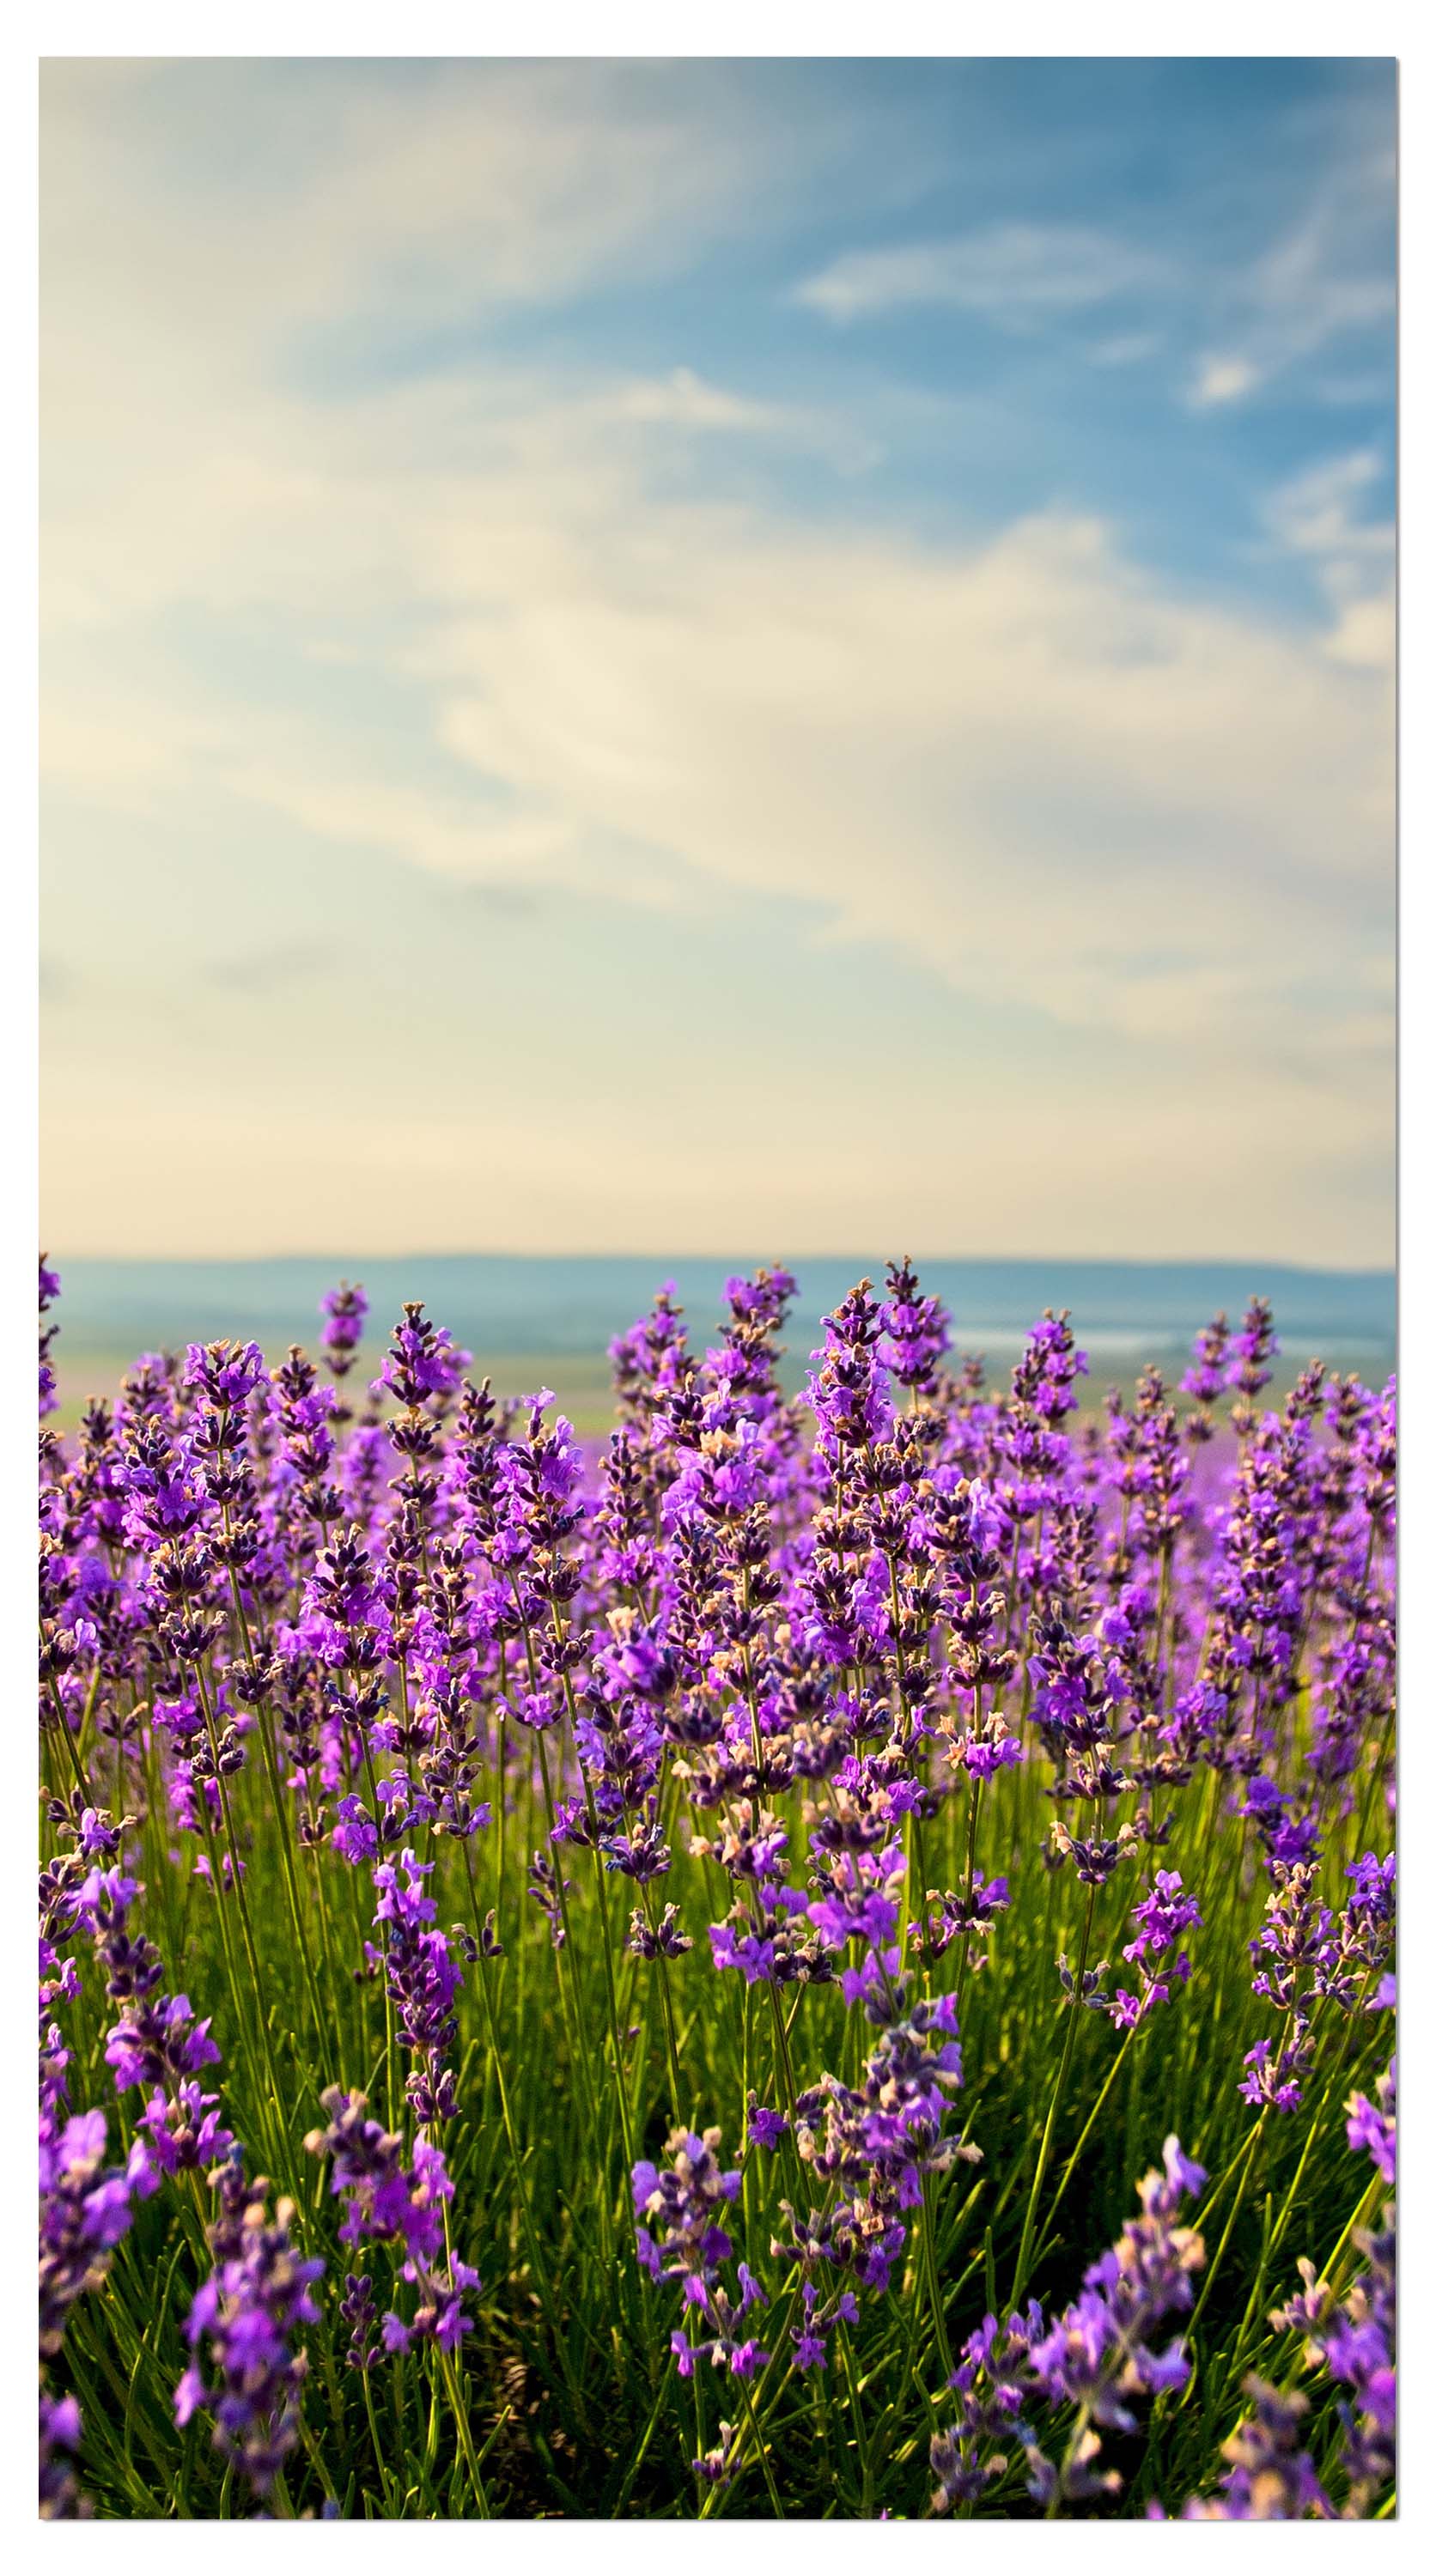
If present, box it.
[49,1247,1396,1280]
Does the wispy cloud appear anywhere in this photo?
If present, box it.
[601,368,790,432]
[40,332,1393,1058]
[43,60,851,349]
[791,88,1393,424]
[39,60,1395,1264]
[794,222,1161,327]
[1188,354,1261,410]
[580,368,882,472]
[203,939,343,995]
[1184,100,1394,409]
[1263,449,1394,671]
[1086,331,1164,371]
[1264,448,1391,564]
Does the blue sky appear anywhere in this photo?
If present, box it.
[40,58,1395,1263]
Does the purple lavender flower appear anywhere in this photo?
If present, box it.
[176,2154,324,2502]
[1179,2379,1333,2520]
[39,2099,152,2516]
[40,2105,151,2360]
[1345,2061,1396,2187]
[633,2126,741,2301]
[185,1340,269,1411]
[781,1972,973,2299]
[806,1281,893,1460]
[1258,2068,1396,2516]
[628,1900,692,1959]
[370,1849,462,2124]
[1228,1296,1280,1403]
[374,1303,471,1410]
[319,1279,368,1382]
[1108,1869,1202,2029]
[31,1249,1401,2517]
[40,1255,61,1420]
[878,1256,951,1394]
[790,2279,860,2373]
[1021,2138,1206,2507]
[634,2130,771,2381]
[70,1867,234,2178]
[746,2100,788,2151]
[931,2310,1040,2510]
[40,2386,86,2519]
[304,2088,478,2357]
[1181,1309,1230,1433]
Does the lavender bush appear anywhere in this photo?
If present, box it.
[37,1255,1395,2517]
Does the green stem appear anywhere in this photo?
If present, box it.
[1031,2021,1139,2272]
[1011,1878,1098,2306]
[437,2347,490,2518]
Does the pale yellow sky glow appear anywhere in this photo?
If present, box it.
[40,61,1395,1265]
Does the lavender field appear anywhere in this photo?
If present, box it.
[38,1256,1395,2519]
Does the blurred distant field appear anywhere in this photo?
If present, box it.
[47,1251,1394,1434]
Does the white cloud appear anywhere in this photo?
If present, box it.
[802,102,1392,422]
[38,64,1395,1263]
[1180,103,1393,410]
[1189,354,1261,410]
[580,369,882,473]
[794,222,1160,327]
[41,324,1393,1069]
[1264,449,1390,562]
[1263,450,1394,675]
[605,369,787,432]
[1088,332,1163,370]
[41,60,843,345]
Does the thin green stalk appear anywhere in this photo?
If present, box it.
[221,1546,326,2038]
[1011,1877,1098,2306]
[734,2372,785,2518]
[580,1770,636,2171]
[952,1771,985,2025]
[1031,2021,1139,2271]
[437,2346,491,2518]
[916,2180,956,2384]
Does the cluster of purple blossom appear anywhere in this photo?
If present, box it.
[305,2087,479,2363]
[176,2155,324,2500]
[929,2134,1206,2512]
[1165,2063,1396,2521]
[37,1250,1395,2518]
